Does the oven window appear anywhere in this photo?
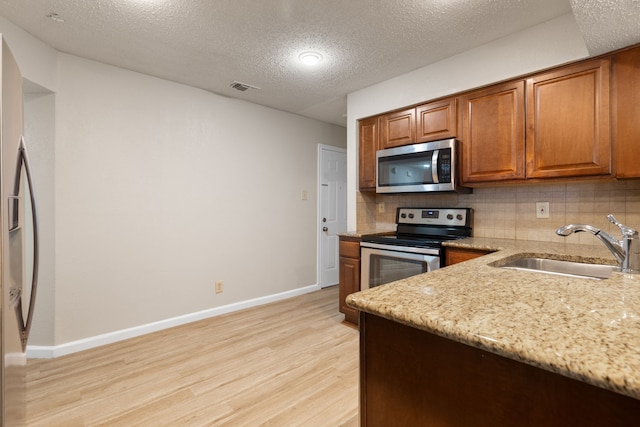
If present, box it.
[369,254,428,287]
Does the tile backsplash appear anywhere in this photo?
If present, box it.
[357,179,640,246]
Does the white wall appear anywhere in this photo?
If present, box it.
[2,17,346,350]
[346,13,590,229]
[53,54,345,344]
[0,17,57,92]
[24,88,56,346]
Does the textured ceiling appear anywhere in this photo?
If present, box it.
[0,0,639,127]
[569,0,640,56]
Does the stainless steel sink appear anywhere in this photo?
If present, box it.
[497,257,619,280]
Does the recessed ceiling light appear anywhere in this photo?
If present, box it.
[46,13,65,23]
[298,51,323,66]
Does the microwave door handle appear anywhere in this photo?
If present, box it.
[431,150,439,183]
[13,136,39,349]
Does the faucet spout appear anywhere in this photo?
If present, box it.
[556,224,602,237]
[555,223,625,265]
[556,215,639,273]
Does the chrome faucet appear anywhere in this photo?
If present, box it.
[556,215,640,273]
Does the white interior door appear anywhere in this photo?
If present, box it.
[318,145,347,288]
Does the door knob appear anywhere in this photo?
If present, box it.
[322,227,328,232]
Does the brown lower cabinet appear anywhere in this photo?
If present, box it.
[339,236,361,324]
[445,247,491,266]
[360,313,640,427]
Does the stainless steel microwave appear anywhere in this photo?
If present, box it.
[376,138,469,194]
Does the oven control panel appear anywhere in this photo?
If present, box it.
[396,208,471,227]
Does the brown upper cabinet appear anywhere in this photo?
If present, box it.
[359,44,640,190]
[613,47,640,178]
[460,80,526,184]
[526,58,611,179]
[416,98,458,143]
[379,99,458,150]
[461,58,611,184]
[358,116,378,190]
[379,108,416,149]
[360,97,458,190]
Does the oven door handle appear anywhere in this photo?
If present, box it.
[361,247,439,261]
[360,241,440,256]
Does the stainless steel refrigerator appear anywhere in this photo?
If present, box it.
[1,36,39,426]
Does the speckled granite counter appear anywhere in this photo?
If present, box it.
[337,228,395,239]
[346,237,640,400]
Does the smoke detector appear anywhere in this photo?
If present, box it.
[229,81,261,92]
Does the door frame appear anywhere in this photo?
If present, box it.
[317,144,347,288]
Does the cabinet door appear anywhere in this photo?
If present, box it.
[358,116,378,191]
[416,98,457,142]
[445,248,491,266]
[339,256,360,325]
[526,59,611,179]
[461,80,526,184]
[613,47,640,178]
[379,108,416,149]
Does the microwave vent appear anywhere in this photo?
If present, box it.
[230,81,261,92]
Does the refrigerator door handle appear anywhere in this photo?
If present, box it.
[12,136,39,349]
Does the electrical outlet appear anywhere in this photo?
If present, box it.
[536,202,550,219]
[377,202,385,213]
[215,280,223,294]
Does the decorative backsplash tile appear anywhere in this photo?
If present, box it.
[357,179,640,246]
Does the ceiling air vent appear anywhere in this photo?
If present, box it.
[230,81,261,92]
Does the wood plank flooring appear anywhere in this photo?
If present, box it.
[26,286,359,426]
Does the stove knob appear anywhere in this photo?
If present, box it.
[408,213,414,219]
[457,214,464,221]
[447,214,454,220]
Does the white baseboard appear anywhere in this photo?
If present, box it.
[27,284,321,359]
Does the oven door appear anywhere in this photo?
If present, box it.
[360,244,440,290]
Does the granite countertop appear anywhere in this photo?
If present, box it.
[337,227,396,238]
[346,237,640,400]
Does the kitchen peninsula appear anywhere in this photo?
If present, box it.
[346,237,640,426]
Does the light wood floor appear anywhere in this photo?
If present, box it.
[26,286,359,426]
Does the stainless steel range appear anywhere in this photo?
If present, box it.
[360,207,472,289]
